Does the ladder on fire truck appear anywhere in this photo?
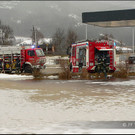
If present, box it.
[0,46,21,73]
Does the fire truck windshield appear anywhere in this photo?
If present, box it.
[35,49,45,57]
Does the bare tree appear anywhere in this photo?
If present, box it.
[66,28,78,46]
[0,20,14,45]
[52,28,65,55]
[66,28,78,55]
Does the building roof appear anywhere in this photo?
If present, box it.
[82,9,135,27]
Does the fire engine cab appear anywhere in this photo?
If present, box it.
[69,40,116,73]
[0,45,46,73]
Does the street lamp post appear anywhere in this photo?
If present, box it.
[86,24,88,40]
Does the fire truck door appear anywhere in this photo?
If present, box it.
[78,47,86,67]
[27,50,36,62]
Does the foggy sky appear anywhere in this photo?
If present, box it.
[0,1,135,46]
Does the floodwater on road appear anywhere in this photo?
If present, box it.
[0,74,135,134]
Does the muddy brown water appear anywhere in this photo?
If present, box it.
[0,77,135,133]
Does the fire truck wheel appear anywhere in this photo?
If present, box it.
[24,65,32,73]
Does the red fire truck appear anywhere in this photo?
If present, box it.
[0,45,46,73]
[69,40,116,74]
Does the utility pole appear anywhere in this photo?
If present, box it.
[32,25,37,47]
[35,28,37,47]
[32,26,35,45]
[132,27,134,54]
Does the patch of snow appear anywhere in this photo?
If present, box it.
[20,39,32,45]
[43,38,52,43]
[122,47,132,51]
[90,129,135,134]
[116,46,132,51]
[15,36,31,45]
[0,73,33,80]
[116,46,121,50]
[38,38,52,44]
[89,80,135,86]
[46,60,55,65]
[46,56,69,66]
[47,75,58,79]
[15,36,52,46]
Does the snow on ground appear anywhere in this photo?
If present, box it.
[47,75,59,79]
[46,56,69,66]
[0,73,135,84]
[62,78,135,87]
[90,129,135,134]
[89,79,135,86]
[0,75,135,133]
[0,73,33,80]
[0,73,59,80]
[19,39,32,46]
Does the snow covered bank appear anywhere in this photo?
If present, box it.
[0,73,59,80]
[0,73,33,80]
[47,75,58,79]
